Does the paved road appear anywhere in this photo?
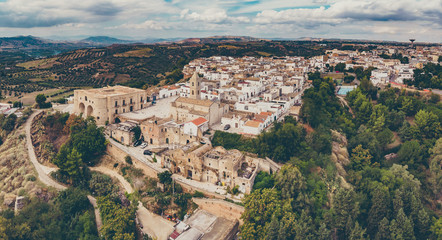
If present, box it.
[25,110,103,232]
[25,110,66,190]
[91,166,174,240]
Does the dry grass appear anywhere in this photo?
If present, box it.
[16,58,59,70]
[218,45,240,49]
[114,48,153,58]
[1,88,65,106]
[256,51,272,57]
[0,126,44,207]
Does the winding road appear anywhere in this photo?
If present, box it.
[25,110,103,231]
[90,166,174,240]
[25,110,173,240]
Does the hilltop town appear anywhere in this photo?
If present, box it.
[0,41,441,240]
[69,42,441,196]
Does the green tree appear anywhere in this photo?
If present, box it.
[317,222,331,240]
[414,109,441,139]
[265,215,279,240]
[349,221,367,240]
[275,164,305,199]
[158,171,172,184]
[335,63,346,72]
[395,208,415,240]
[2,114,16,131]
[416,209,430,239]
[386,110,405,131]
[397,140,422,170]
[428,138,442,201]
[131,126,141,142]
[431,217,442,240]
[70,122,106,165]
[240,188,282,240]
[349,145,372,171]
[367,183,391,237]
[35,94,47,106]
[35,94,51,108]
[376,217,391,240]
[53,145,83,181]
[333,188,360,237]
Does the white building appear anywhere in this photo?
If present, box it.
[183,117,209,137]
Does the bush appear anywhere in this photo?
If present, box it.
[231,185,240,195]
[125,155,133,165]
[52,98,67,104]
[193,191,205,198]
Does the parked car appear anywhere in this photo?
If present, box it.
[133,140,141,147]
[143,150,152,155]
[140,142,148,148]
[223,124,231,130]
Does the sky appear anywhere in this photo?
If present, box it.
[0,0,441,42]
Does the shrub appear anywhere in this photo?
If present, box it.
[125,155,133,165]
[193,191,205,198]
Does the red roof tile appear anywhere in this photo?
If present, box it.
[191,117,208,126]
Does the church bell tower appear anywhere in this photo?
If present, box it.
[189,71,201,100]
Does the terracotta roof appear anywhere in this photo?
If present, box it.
[174,97,214,107]
[259,112,272,116]
[244,120,262,128]
[191,117,208,126]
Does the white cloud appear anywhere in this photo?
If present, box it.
[0,0,440,42]
[254,0,442,27]
[110,20,166,30]
[180,8,250,23]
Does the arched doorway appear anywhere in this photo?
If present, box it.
[79,103,85,114]
[86,105,93,117]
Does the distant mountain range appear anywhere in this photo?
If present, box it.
[0,35,438,59]
[79,36,135,45]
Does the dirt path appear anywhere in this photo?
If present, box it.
[25,110,103,231]
[91,166,174,240]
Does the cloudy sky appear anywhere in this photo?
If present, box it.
[0,0,441,42]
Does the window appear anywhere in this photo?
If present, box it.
[123,109,125,113]
[130,98,132,104]
[140,97,143,102]
[192,82,194,86]
[85,96,88,101]
[188,159,190,163]
[123,100,126,106]
[115,101,118,107]
[115,109,118,114]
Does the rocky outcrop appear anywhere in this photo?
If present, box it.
[330,130,351,189]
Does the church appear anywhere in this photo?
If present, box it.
[170,72,229,126]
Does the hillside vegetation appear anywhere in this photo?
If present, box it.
[214,74,442,240]
[0,41,327,99]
